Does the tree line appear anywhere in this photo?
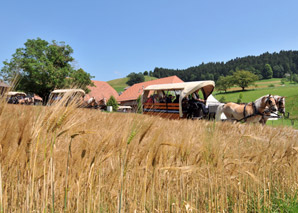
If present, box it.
[152,51,298,82]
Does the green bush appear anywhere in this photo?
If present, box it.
[136,95,143,113]
[268,84,275,87]
[236,93,243,104]
[280,78,286,85]
[106,95,119,112]
[219,96,226,103]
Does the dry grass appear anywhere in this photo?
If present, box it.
[0,95,298,212]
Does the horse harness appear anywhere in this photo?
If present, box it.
[237,102,264,122]
[237,96,273,122]
[277,98,285,112]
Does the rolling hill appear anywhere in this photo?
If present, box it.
[107,76,157,93]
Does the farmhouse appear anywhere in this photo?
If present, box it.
[118,75,183,110]
[84,80,119,103]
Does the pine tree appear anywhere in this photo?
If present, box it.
[106,95,119,112]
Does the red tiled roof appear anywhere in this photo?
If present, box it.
[85,80,119,101]
[118,76,183,102]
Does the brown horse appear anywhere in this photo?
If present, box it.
[87,97,97,107]
[80,97,98,108]
[215,94,278,123]
[260,95,285,124]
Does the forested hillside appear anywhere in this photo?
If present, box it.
[153,50,298,81]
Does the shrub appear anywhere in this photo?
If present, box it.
[136,95,142,113]
[106,95,118,111]
[237,93,243,104]
[280,78,286,85]
[219,96,226,103]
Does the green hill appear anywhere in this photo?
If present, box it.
[107,76,157,93]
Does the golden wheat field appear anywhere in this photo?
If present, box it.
[0,97,298,212]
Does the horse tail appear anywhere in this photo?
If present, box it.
[215,104,225,121]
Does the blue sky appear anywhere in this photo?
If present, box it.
[1,0,298,81]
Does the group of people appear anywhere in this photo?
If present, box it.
[145,91,209,117]
[146,94,180,104]
[7,96,35,105]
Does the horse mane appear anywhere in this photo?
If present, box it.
[273,95,285,102]
[253,94,270,109]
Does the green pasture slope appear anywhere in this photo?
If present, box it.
[107,76,157,93]
[214,79,298,128]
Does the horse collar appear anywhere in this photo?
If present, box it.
[252,102,257,114]
[243,103,248,119]
[242,102,261,122]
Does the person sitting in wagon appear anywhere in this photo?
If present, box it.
[159,95,166,103]
[146,95,154,103]
[191,92,209,115]
[166,94,174,103]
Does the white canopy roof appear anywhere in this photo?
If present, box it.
[143,81,215,117]
[7,91,27,96]
[206,94,221,106]
[50,89,85,95]
[118,106,132,109]
[145,80,214,92]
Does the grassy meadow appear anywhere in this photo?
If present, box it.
[0,95,298,212]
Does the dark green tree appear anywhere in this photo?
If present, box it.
[216,76,234,93]
[0,38,93,102]
[293,74,298,84]
[106,95,119,112]
[286,73,293,82]
[126,72,145,86]
[65,68,94,93]
[143,71,148,76]
[232,70,258,90]
[262,64,273,79]
[272,65,284,78]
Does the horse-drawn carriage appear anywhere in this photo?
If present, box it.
[6,91,42,105]
[48,89,109,110]
[6,91,27,104]
[142,81,218,119]
[48,89,86,106]
[142,81,284,124]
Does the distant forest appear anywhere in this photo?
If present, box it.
[152,50,298,82]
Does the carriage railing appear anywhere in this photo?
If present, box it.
[143,103,180,119]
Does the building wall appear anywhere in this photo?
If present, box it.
[120,100,138,112]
